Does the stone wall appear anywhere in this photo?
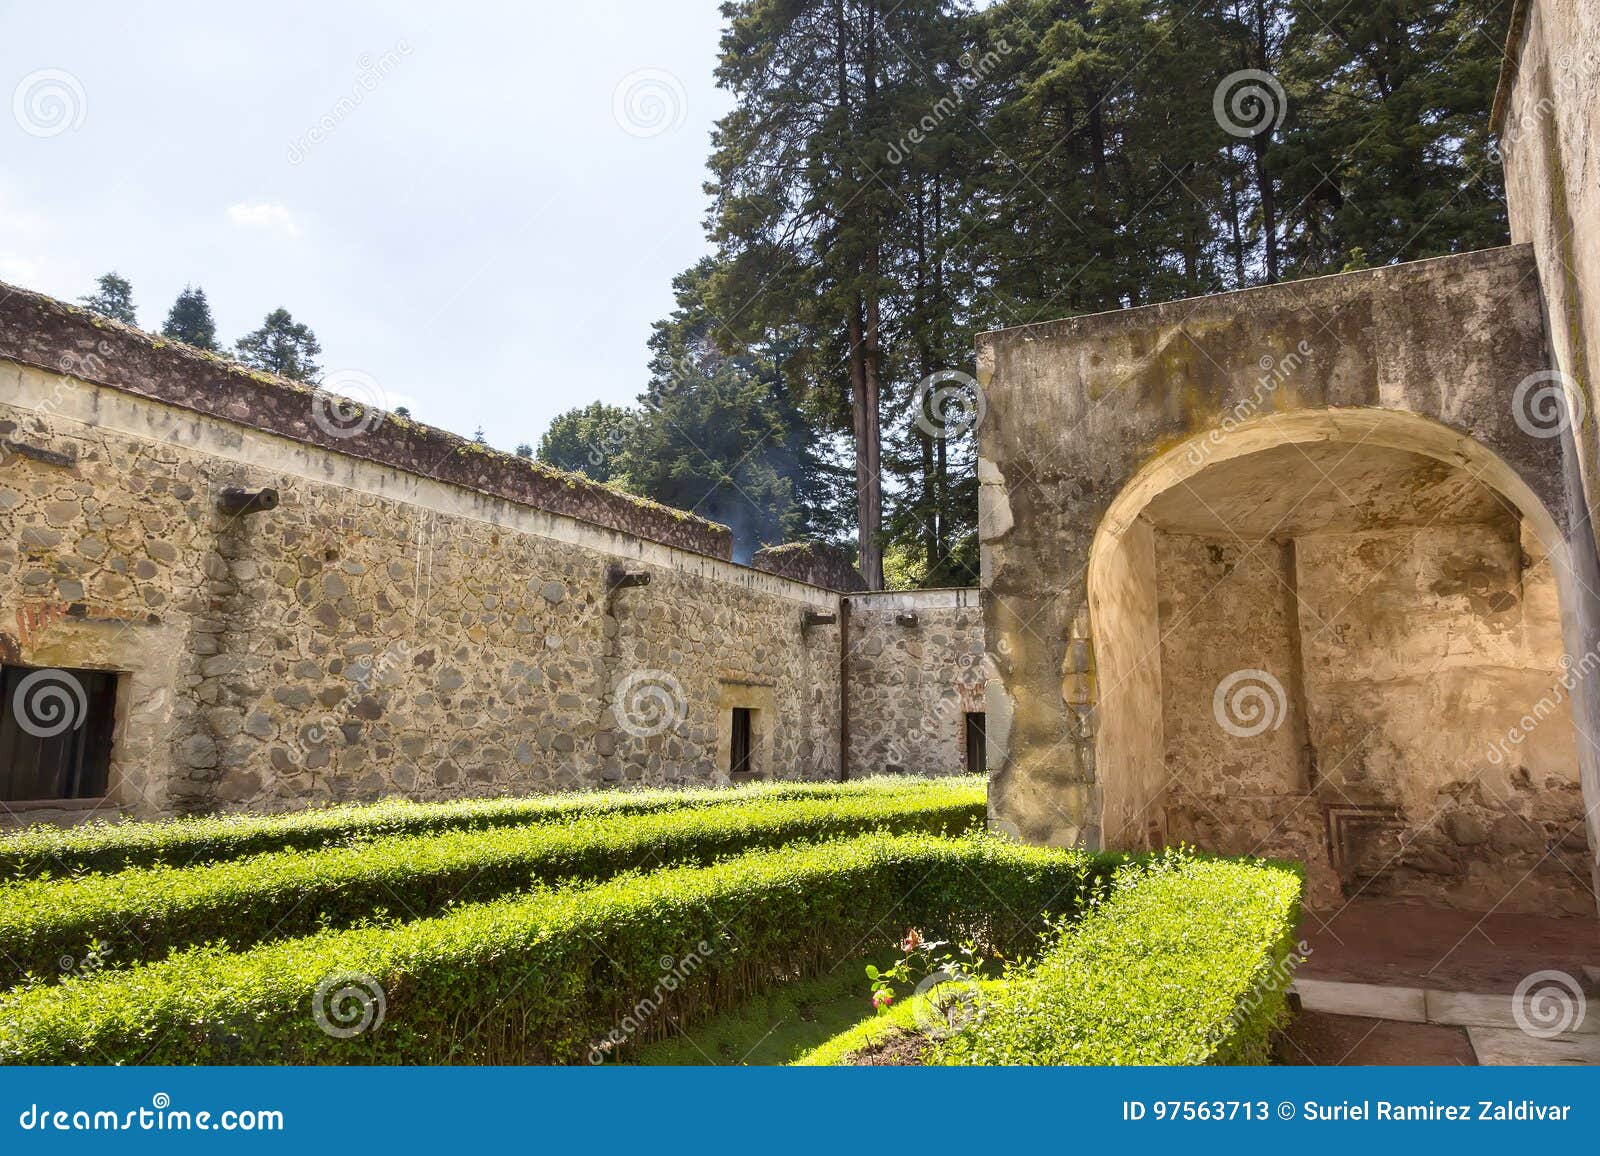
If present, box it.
[844,589,985,779]
[1495,0,1600,902]
[0,281,731,557]
[0,343,981,820]
[752,541,868,592]
[977,243,1600,912]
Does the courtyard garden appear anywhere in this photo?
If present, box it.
[0,776,1302,1065]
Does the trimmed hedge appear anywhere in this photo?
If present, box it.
[0,784,985,987]
[932,853,1303,1065]
[0,776,966,879]
[0,834,1119,1064]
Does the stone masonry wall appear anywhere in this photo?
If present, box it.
[845,589,985,778]
[0,281,731,557]
[0,361,847,818]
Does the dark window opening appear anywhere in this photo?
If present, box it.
[730,707,754,780]
[964,711,987,775]
[0,665,118,802]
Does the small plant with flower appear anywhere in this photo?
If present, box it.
[866,928,997,1035]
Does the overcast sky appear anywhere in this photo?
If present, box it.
[0,0,732,449]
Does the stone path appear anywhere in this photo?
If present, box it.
[1290,978,1599,1065]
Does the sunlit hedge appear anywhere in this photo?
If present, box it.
[0,775,965,879]
[934,854,1303,1065]
[0,833,1117,1065]
[0,783,984,986]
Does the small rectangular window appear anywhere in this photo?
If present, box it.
[964,711,986,775]
[730,707,754,780]
[0,665,118,802]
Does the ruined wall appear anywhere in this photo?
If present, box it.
[0,361,842,817]
[845,589,985,778]
[1154,513,1587,914]
[1495,0,1600,903]
[977,244,1600,912]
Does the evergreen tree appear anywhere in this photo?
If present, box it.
[161,285,218,351]
[537,401,635,482]
[705,0,966,587]
[590,260,848,560]
[79,272,138,326]
[234,308,322,382]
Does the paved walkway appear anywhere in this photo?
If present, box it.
[1286,977,1598,1065]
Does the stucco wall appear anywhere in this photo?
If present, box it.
[1496,0,1600,902]
[845,589,985,778]
[977,244,1600,911]
[1153,514,1587,913]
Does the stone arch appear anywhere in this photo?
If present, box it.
[1087,408,1595,910]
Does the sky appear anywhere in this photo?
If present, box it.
[0,0,733,450]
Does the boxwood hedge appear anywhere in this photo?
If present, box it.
[931,853,1304,1066]
[0,834,1119,1065]
[0,775,962,879]
[0,783,985,987]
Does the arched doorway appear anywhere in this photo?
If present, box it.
[1089,410,1594,914]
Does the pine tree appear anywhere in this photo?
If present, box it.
[706,0,964,587]
[161,285,219,351]
[79,272,137,326]
[234,308,322,382]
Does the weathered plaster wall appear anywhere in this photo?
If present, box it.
[977,245,1600,910]
[1152,508,1587,913]
[1091,516,1164,848]
[0,362,851,817]
[1495,0,1600,902]
[845,589,985,778]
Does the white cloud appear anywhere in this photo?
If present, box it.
[226,202,298,237]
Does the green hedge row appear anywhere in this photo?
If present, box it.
[0,833,1118,1065]
[0,784,986,987]
[0,775,965,879]
[931,853,1303,1065]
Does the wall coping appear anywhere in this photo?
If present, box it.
[0,360,843,608]
[845,588,980,611]
[0,280,732,557]
[1490,0,1533,134]
[977,245,1534,349]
